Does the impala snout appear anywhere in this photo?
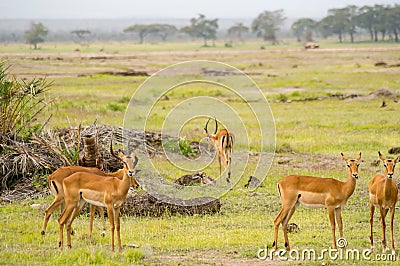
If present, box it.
[352,173,359,179]
[388,173,394,179]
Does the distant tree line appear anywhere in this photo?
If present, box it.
[18,4,400,48]
[292,4,400,43]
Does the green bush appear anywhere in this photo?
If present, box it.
[107,102,124,112]
[0,61,51,139]
[163,138,198,157]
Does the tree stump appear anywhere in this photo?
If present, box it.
[79,134,104,169]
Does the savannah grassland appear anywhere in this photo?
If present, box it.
[1,40,400,265]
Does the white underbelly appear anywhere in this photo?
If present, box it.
[80,189,106,207]
[299,201,325,208]
[298,191,326,209]
[83,198,106,207]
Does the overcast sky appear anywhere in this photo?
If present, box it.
[0,0,397,19]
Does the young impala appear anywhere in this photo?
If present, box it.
[58,142,138,252]
[273,152,361,251]
[41,163,138,237]
[204,117,234,182]
[368,152,399,253]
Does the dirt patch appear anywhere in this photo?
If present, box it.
[80,70,149,77]
[346,88,398,102]
[274,152,345,172]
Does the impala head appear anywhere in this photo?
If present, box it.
[378,151,399,179]
[110,138,139,188]
[341,152,361,179]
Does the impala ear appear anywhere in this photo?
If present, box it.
[341,153,348,161]
[118,149,125,159]
[378,151,385,162]
[356,152,361,161]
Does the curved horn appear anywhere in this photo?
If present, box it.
[204,117,211,135]
[133,155,139,168]
[110,133,125,164]
[214,116,218,135]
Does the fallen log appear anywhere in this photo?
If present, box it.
[121,191,221,216]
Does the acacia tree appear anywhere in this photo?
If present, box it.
[24,22,48,49]
[123,24,158,44]
[70,30,91,45]
[344,5,359,43]
[357,5,376,41]
[252,9,286,44]
[227,23,249,42]
[326,8,348,43]
[291,18,317,42]
[387,4,400,42]
[181,14,219,46]
[123,24,177,44]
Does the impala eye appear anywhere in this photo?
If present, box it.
[347,164,350,168]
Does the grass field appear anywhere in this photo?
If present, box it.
[1,40,400,265]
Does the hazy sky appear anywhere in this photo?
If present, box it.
[0,0,397,19]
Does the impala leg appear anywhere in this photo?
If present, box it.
[379,207,389,252]
[389,207,395,253]
[218,153,222,179]
[282,201,299,251]
[89,204,96,237]
[335,207,343,239]
[328,206,337,249]
[66,199,85,249]
[114,207,122,252]
[227,148,232,181]
[107,205,115,252]
[89,205,106,237]
[99,206,106,237]
[223,150,231,182]
[41,197,64,235]
[58,202,77,250]
[273,208,282,251]
[369,203,375,249]
[273,198,297,251]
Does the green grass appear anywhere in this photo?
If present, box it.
[1,40,400,265]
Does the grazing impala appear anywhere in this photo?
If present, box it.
[204,117,234,182]
[58,142,138,252]
[41,163,138,237]
[273,152,361,251]
[368,152,399,253]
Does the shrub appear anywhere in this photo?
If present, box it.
[0,62,51,139]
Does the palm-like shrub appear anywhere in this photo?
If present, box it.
[0,62,51,139]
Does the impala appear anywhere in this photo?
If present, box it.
[273,152,361,251]
[204,117,234,182]
[41,163,138,237]
[368,152,399,253]
[58,142,138,252]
